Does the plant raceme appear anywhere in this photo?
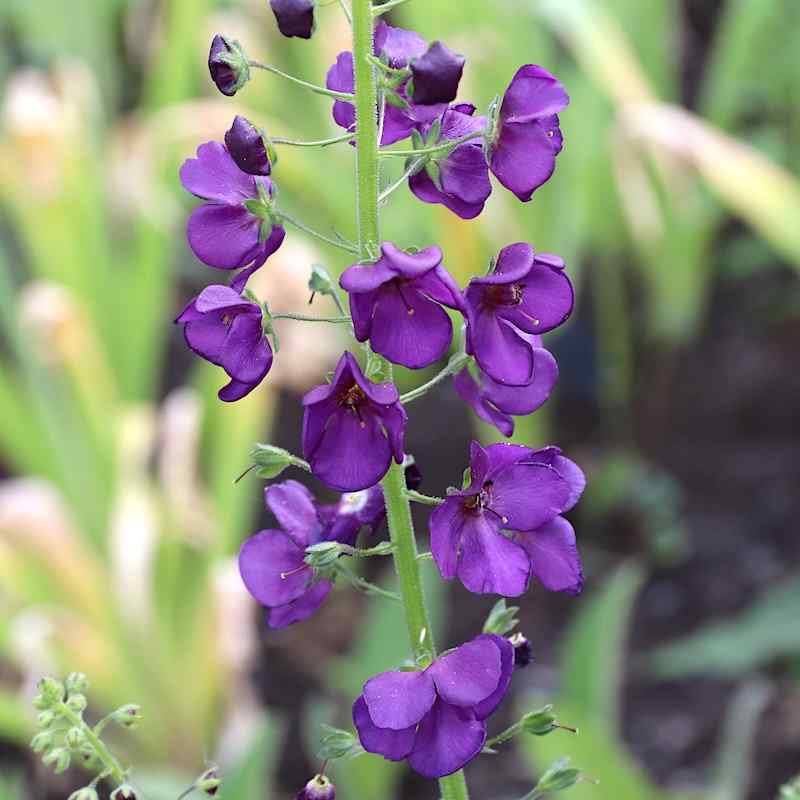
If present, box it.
[174,3,587,796]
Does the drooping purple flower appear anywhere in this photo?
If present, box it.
[326,21,446,146]
[430,441,585,596]
[353,633,513,778]
[340,242,464,369]
[239,479,385,628]
[453,336,558,436]
[464,243,573,386]
[208,35,251,97]
[175,285,272,402]
[489,65,569,202]
[224,116,271,176]
[295,775,335,800]
[180,141,285,291]
[409,41,465,106]
[408,104,491,219]
[302,352,406,491]
[270,0,315,39]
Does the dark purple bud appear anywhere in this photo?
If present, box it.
[296,774,335,800]
[410,41,465,105]
[224,116,271,176]
[196,767,220,796]
[208,35,250,97]
[270,0,315,39]
[510,632,533,668]
[404,462,423,492]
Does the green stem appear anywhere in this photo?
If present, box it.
[380,131,484,157]
[59,704,127,786]
[248,60,354,100]
[379,157,425,204]
[400,352,470,404]
[271,132,356,147]
[372,0,413,15]
[271,312,351,323]
[280,211,359,253]
[485,720,524,749]
[404,489,444,506]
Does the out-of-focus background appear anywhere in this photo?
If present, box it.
[1,0,799,798]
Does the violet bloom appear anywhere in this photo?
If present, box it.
[453,336,558,436]
[409,104,491,220]
[302,352,406,491]
[224,116,271,176]
[239,480,384,628]
[175,285,272,402]
[180,141,285,291]
[489,65,569,202]
[464,243,573,386]
[270,0,315,39]
[208,35,250,97]
[326,21,445,145]
[296,775,334,800]
[409,41,465,106]
[430,441,585,596]
[340,242,464,369]
[353,633,513,778]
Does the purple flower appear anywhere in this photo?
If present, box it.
[409,104,491,219]
[239,480,385,628]
[340,242,464,369]
[430,441,585,597]
[180,141,285,291]
[453,336,558,436]
[296,775,335,800]
[464,243,573,386]
[353,633,513,778]
[409,41,465,106]
[489,65,569,202]
[224,116,271,176]
[270,0,315,39]
[208,35,250,97]
[175,285,273,402]
[326,21,445,146]
[302,352,406,491]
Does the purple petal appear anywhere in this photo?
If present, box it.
[489,463,570,530]
[409,169,486,220]
[269,0,315,39]
[552,455,586,512]
[471,634,514,720]
[180,141,257,203]
[516,516,583,594]
[218,378,258,402]
[452,368,514,437]
[308,408,393,492]
[427,637,502,708]
[353,696,417,761]
[369,283,453,369]
[500,65,569,124]
[379,23,427,67]
[470,310,534,386]
[410,41,465,106]
[499,262,574,334]
[380,242,443,278]
[265,480,321,547]
[441,145,492,205]
[408,702,485,778]
[194,284,252,313]
[430,496,468,580]
[483,346,558,415]
[347,288,377,342]
[456,514,531,596]
[374,402,407,466]
[363,670,436,729]
[482,442,536,477]
[381,104,417,145]
[490,120,558,202]
[186,204,262,269]
[219,314,273,384]
[238,530,311,607]
[183,317,229,365]
[267,580,332,628]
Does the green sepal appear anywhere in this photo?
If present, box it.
[482,598,520,636]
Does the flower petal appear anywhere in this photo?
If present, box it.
[516,516,583,594]
[238,529,311,606]
[483,346,558,415]
[180,141,257,203]
[186,204,262,269]
[453,368,514,437]
[265,480,321,547]
[489,463,570,530]
[408,702,485,778]
[490,120,558,202]
[364,670,436,730]
[499,262,574,334]
[219,314,273,384]
[183,317,228,365]
[267,580,332,628]
[430,496,468,580]
[500,65,569,124]
[427,637,502,708]
[353,696,417,761]
[470,310,534,385]
[472,634,514,720]
[218,378,258,402]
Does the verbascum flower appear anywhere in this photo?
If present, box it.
[224,116,272,176]
[409,41,465,106]
[208,35,251,97]
[270,0,316,39]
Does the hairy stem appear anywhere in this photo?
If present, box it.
[351,5,469,796]
[59,703,127,786]
[248,60,354,100]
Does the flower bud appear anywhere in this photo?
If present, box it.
[37,677,65,706]
[37,710,57,728]
[510,632,533,668]
[30,731,55,753]
[208,35,251,97]
[65,693,87,713]
[304,541,343,570]
[251,443,295,479]
[296,774,335,800]
[43,746,71,774]
[521,705,557,736]
[482,598,519,636]
[225,116,272,176]
[111,785,138,800]
[196,767,221,796]
[535,757,581,794]
[409,41,465,105]
[65,726,86,749]
[65,672,90,694]
[112,704,142,729]
[68,788,99,800]
[270,0,316,40]
[404,462,423,491]
[308,264,336,297]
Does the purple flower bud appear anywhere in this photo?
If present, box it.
[175,285,273,402]
[410,41,465,106]
[353,633,514,777]
[510,632,534,668]
[302,353,407,492]
[296,774,335,800]
[270,0,315,39]
[208,35,250,97]
[430,441,585,596]
[224,116,271,176]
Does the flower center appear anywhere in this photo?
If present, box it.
[339,383,368,428]
[463,481,508,524]
[485,283,523,307]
